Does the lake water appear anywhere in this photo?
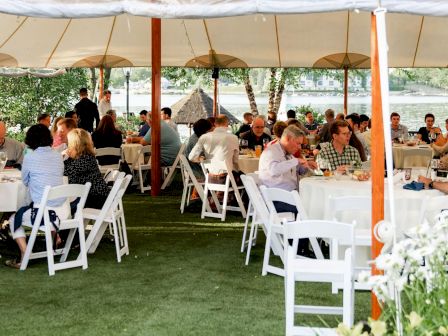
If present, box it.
[112,92,448,142]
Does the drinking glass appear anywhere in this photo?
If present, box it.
[262,138,270,148]
[0,152,7,171]
[430,132,437,143]
[240,139,248,149]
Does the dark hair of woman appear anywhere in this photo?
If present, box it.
[25,124,53,150]
[193,119,213,137]
[96,115,121,135]
[347,124,367,162]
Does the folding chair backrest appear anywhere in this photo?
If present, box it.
[259,185,301,219]
[92,176,126,223]
[419,195,448,225]
[161,142,186,189]
[113,175,133,208]
[285,219,354,245]
[95,147,122,157]
[241,175,270,223]
[104,169,125,184]
[180,154,201,186]
[328,195,371,223]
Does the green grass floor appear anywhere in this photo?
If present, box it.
[0,180,371,335]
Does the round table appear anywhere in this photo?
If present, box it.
[299,176,442,235]
[392,144,433,168]
[121,143,143,165]
[0,169,30,212]
[238,155,259,174]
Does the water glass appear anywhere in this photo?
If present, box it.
[240,139,248,149]
[262,138,270,148]
[0,151,6,171]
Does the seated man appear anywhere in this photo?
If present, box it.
[316,108,335,143]
[259,125,317,192]
[0,121,25,167]
[390,112,408,142]
[189,114,239,172]
[140,114,181,166]
[418,113,442,144]
[316,120,361,171]
[235,112,253,138]
[304,111,319,132]
[37,113,51,128]
[138,110,150,136]
[239,116,272,150]
[161,107,178,133]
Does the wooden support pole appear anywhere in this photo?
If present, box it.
[213,77,218,117]
[370,12,385,320]
[343,66,348,116]
[99,66,104,100]
[151,18,161,196]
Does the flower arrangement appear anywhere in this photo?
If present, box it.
[338,212,448,335]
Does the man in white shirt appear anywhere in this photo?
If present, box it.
[188,114,239,172]
[0,121,25,166]
[259,125,317,192]
[98,90,112,118]
[161,107,178,133]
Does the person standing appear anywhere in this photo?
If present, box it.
[74,87,99,133]
[98,90,112,119]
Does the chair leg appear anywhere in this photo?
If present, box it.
[245,218,257,266]
[112,215,121,263]
[60,228,76,262]
[262,229,272,276]
[20,219,41,271]
[119,213,129,255]
[77,219,88,270]
[180,181,189,213]
[285,267,295,336]
[44,224,55,276]
[241,201,252,252]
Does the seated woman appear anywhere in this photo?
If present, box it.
[91,114,123,165]
[64,129,110,210]
[6,124,68,269]
[184,118,213,179]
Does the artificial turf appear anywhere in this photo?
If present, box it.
[0,180,370,335]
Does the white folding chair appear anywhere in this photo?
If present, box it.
[260,186,324,277]
[240,173,260,253]
[419,195,448,226]
[328,195,371,292]
[161,142,186,190]
[20,182,91,276]
[179,154,213,213]
[104,169,125,186]
[83,175,132,262]
[95,147,122,175]
[133,145,151,193]
[284,220,355,335]
[201,160,247,221]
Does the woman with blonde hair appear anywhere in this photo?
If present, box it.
[64,129,109,209]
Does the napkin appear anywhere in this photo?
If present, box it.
[393,171,405,184]
[403,181,424,191]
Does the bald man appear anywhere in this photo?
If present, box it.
[239,116,272,150]
[0,121,25,167]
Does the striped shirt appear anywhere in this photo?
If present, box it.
[21,146,64,207]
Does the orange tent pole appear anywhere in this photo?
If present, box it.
[99,66,104,100]
[343,66,348,116]
[151,18,161,196]
[370,12,385,320]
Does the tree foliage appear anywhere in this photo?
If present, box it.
[0,68,89,128]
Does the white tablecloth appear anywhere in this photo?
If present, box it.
[238,155,259,174]
[299,176,443,236]
[121,144,142,165]
[0,169,30,212]
[392,144,433,168]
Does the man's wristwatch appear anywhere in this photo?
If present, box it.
[429,181,434,189]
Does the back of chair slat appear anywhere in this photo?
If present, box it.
[95,147,122,157]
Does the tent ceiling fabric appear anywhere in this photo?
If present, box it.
[0,1,448,68]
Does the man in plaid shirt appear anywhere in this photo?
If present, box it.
[316,120,361,171]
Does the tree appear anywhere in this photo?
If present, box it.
[0,68,89,129]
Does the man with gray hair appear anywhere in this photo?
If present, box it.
[259,125,317,192]
[0,120,25,167]
[316,108,335,143]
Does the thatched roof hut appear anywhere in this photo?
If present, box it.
[171,88,240,125]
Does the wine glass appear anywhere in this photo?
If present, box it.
[0,152,7,171]
[240,139,248,149]
[262,137,270,148]
[430,132,437,143]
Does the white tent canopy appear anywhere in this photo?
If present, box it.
[0,1,448,68]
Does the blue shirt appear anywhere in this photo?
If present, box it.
[21,146,64,207]
[143,121,181,166]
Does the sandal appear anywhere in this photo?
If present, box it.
[5,259,21,269]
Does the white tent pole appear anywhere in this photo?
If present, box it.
[375,7,396,245]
